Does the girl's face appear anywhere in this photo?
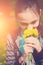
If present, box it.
[17,8,40,30]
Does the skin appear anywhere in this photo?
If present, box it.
[17,8,39,30]
[17,8,42,56]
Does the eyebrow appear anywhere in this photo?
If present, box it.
[18,18,29,25]
[17,15,37,24]
[19,19,37,25]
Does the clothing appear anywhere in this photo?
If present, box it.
[6,28,43,65]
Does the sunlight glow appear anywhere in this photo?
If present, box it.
[0,12,3,16]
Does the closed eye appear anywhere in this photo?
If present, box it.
[31,20,37,24]
[19,21,28,26]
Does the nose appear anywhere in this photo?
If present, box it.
[27,24,33,29]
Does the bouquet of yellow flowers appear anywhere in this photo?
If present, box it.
[23,29,38,38]
[20,29,38,63]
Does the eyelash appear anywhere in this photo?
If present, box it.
[18,18,37,26]
[19,22,28,26]
[31,21,36,24]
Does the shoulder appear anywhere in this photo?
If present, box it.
[7,27,20,41]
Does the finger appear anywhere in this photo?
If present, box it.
[23,44,33,53]
[25,37,35,43]
[26,43,34,48]
[25,37,40,45]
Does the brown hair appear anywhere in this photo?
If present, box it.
[15,0,40,15]
[38,22,43,38]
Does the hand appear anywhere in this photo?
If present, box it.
[23,44,33,55]
[25,36,42,53]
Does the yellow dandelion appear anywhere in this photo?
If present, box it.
[23,29,38,38]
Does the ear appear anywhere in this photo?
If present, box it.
[40,9,42,16]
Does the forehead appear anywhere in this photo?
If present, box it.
[17,8,39,24]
